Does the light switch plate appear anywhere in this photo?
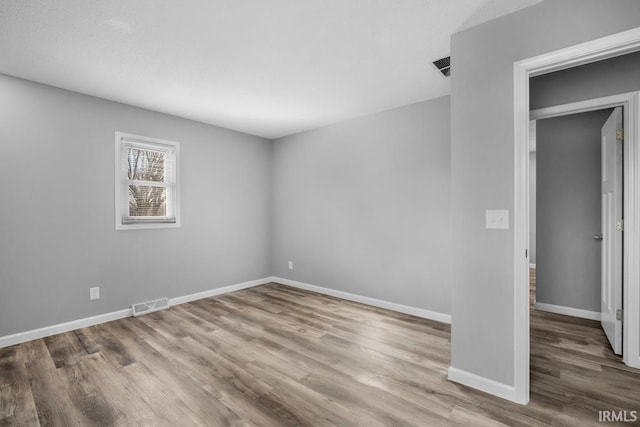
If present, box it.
[486,210,509,229]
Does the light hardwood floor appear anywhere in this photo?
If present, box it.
[1,279,639,426]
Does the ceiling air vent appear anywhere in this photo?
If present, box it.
[432,56,451,77]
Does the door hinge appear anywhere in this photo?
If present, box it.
[616,309,623,322]
[616,219,624,231]
[616,128,624,140]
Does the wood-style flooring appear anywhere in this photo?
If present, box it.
[1,277,640,426]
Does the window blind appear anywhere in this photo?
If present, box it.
[120,138,177,222]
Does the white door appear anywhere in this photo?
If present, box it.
[601,106,623,355]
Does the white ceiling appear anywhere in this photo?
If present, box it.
[0,0,542,139]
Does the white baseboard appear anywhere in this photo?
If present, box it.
[534,302,601,321]
[0,277,272,349]
[169,277,271,306]
[0,309,132,349]
[448,367,523,404]
[271,277,451,324]
[1,276,448,348]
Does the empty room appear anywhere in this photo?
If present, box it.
[1,1,640,425]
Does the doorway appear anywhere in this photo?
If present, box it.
[513,29,640,404]
[530,106,622,356]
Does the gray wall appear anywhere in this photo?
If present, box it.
[271,97,451,315]
[531,50,640,110]
[530,48,640,276]
[0,74,272,337]
[536,110,612,313]
[450,0,640,386]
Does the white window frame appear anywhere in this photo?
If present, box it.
[114,131,181,230]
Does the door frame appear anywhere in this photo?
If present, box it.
[513,27,640,404]
[531,96,633,354]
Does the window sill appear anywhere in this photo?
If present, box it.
[115,220,181,231]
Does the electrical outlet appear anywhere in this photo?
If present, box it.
[288,261,294,270]
[90,287,100,301]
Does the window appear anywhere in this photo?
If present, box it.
[115,132,180,230]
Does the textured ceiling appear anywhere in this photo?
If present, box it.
[0,0,542,139]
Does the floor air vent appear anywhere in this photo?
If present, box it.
[132,298,170,317]
[432,56,450,77]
